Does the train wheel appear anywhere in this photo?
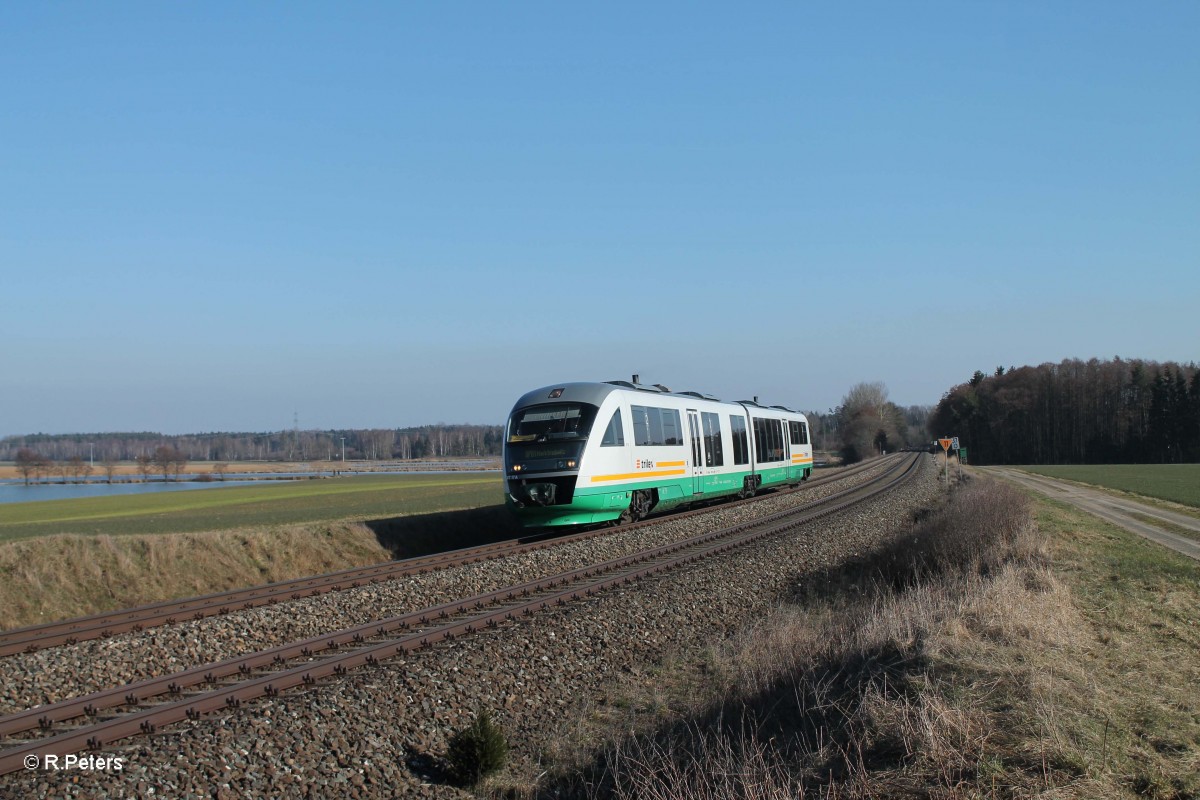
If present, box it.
[620,490,652,523]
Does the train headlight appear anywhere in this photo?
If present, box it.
[512,464,523,473]
[567,460,577,468]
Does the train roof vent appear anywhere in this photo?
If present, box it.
[605,380,664,393]
[770,405,797,412]
[653,384,671,392]
[737,399,763,407]
[679,391,720,401]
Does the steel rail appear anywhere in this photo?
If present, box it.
[0,454,918,776]
[0,457,890,657]
[0,455,912,740]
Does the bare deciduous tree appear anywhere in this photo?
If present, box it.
[15,448,39,485]
[838,382,906,462]
[67,456,91,483]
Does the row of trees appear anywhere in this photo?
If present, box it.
[1,425,504,466]
[14,445,190,485]
[20,359,1190,472]
[930,358,1200,464]
[8,393,933,473]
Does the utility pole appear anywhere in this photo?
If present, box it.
[340,437,346,464]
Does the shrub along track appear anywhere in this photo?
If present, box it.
[0,455,919,778]
[0,459,882,658]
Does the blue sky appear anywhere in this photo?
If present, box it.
[2,2,1197,436]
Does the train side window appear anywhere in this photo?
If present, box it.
[754,418,785,462]
[800,421,809,445]
[701,412,724,467]
[601,410,624,447]
[661,408,683,446]
[730,415,749,465]
[631,405,684,446]
[789,421,802,445]
[631,405,650,445]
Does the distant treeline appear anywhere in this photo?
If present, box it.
[0,424,504,463]
[930,358,1199,465]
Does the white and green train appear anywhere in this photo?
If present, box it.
[503,378,814,527]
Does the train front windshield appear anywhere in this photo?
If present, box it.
[507,403,599,443]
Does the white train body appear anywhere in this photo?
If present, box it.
[503,380,813,527]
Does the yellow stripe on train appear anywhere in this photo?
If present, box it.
[591,469,687,483]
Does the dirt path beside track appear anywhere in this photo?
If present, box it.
[983,467,1200,561]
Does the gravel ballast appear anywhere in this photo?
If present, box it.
[2,455,939,798]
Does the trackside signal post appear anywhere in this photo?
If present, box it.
[938,438,952,485]
[938,436,963,485]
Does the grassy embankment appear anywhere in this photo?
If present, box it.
[529,476,1200,799]
[0,474,509,629]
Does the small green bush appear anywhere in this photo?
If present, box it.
[445,706,509,786]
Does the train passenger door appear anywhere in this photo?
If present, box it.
[687,410,704,495]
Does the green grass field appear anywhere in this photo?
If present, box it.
[0,474,504,541]
[1018,464,1200,509]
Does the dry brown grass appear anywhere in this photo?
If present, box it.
[526,478,1200,800]
[0,522,392,629]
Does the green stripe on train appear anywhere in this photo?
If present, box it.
[508,464,812,527]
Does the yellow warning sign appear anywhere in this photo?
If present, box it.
[938,438,953,451]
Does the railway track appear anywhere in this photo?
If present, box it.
[0,453,918,776]
[0,458,883,657]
